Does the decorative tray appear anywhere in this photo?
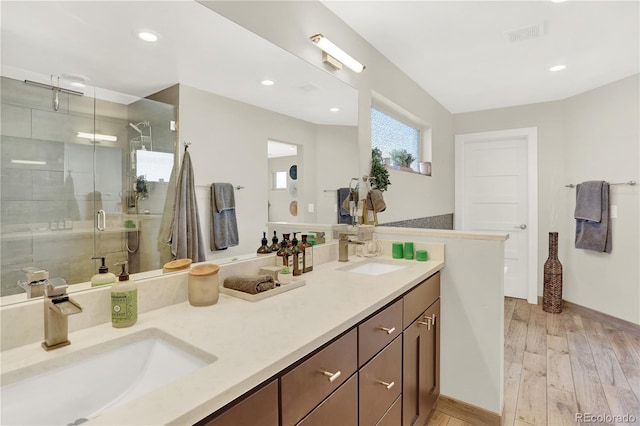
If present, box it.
[220,279,305,302]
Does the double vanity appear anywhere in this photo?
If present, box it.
[0,241,444,426]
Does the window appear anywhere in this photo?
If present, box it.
[371,107,420,172]
[273,171,287,189]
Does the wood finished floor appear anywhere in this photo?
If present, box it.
[428,298,640,425]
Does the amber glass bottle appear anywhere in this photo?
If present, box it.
[291,233,303,276]
[300,234,313,273]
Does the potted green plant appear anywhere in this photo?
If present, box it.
[135,175,149,200]
[370,148,391,192]
[390,149,415,171]
[278,266,292,285]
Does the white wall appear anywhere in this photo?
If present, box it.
[200,1,455,224]
[375,228,506,414]
[455,75,640,324]
[177,85,359,263]
[178,85,317,261]
[315,124,359,224]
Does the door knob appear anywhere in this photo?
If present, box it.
[514,224,527,230]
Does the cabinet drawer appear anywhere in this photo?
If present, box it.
[281,329,357,426]
[359,336,402,426]
[203,380,278,426]
[296,373,358,426]
[403,272,440,329]
[376,395,402,426]
[358,299,402,367]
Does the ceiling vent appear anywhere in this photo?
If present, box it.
[296,83,321,92]
[504,22,546,44]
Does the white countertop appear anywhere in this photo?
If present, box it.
[0,255,444,425]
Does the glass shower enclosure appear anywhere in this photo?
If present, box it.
[0,75,177,297]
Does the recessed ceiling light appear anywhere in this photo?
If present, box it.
[260,79,275,86]
[549,64,567,72]
[61,73,89,88]
[138,31,159,42]
[551,0,567,3]
[329,107,340,112]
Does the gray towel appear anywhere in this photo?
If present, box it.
[213,183,235,212]
[210,183,239,250]
[167,151,206,262]
[223,275,275,295]
[575,181,604,221]
[575,182,611,253]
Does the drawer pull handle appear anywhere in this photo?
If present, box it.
[378,380,395,390]
[378,326,396,335]
[417,320,432,331]
[320,370,342,382]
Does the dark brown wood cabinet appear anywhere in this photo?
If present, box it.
[201,272,441,426]
[202,380,278,426]
[402,273,441,426]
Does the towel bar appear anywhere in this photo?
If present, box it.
[565,181,636,188]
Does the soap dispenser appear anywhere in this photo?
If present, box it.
[269,231,279,252]
[111,261,137,328]
[257,232,271,254]
[90,256,116,287]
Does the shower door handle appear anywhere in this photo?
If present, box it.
[97,210,106,231]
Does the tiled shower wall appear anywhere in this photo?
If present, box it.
[0,77,128,295]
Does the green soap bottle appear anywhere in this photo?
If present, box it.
[91,256,116,287]
[111,261,137,328]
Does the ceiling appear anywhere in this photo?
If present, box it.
[0,1,358,126]
[323,0,640,113]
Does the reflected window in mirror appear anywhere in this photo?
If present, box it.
[273,171,288,190]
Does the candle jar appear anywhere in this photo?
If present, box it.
[188,264,220,306]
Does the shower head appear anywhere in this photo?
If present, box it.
[129,122,143,134]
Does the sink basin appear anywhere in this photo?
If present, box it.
[338,260,409,276]
[1,328,216,426]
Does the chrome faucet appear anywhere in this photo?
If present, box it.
[338,233,365,262]
[42,278,82,351]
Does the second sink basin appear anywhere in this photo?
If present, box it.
[1,328,217,426]
[338,259,409,276]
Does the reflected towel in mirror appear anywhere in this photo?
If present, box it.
[210,183,239,250]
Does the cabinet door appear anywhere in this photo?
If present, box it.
[203,380,278,426]
[402,299,440,426]
[423,299,440,413]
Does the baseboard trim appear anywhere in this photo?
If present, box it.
[435,394,501,425]
[536,296,640,337]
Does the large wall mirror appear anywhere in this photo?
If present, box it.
[0,1,358,303]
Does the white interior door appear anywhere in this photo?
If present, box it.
[455,128,538,303]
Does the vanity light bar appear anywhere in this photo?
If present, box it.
[310,34,365,73]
